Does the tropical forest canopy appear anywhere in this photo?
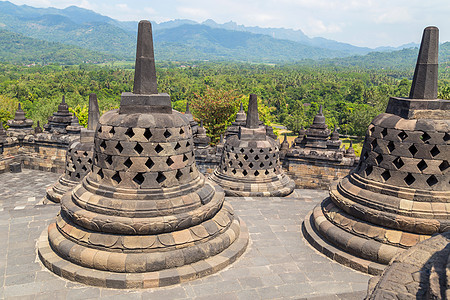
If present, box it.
[1,61,450,141]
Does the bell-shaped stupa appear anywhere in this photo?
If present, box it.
[303,26,450,275]
[44,96,73,134]
[6,104,34,136]
[44,94,100,203]
[210,94,295,196]
[38,20,248,289]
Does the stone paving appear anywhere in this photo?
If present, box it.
[0,169,371,299]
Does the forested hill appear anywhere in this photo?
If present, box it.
[0,29,117,64]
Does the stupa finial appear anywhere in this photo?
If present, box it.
[409,26,439,100]
[185,102,191,114]
[88,93,100,131]
[133,20,158,95]
[245,94,259,129]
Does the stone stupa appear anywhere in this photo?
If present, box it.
[44,94,100,203]
[38,20,248,289]
[210,94,295,197]
[6,103,34,136]
[44,96,73,134]
[303,26,450,275]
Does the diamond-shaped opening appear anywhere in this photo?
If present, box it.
[421,132,431,143]
[186,141,191,147]
[269,148,273,152]
[68,171,72,177]
[426,175,438,187]
[105,155,113,165]
[144,128,152,140]
[240,148,245,153]
[166,157,174,166]
[273,168,277,173]
[369,126,375,135]
[223,167,228,172]
[133,173,145,186]
[387,141,395,153]
[175,169,183,180]
[265,155,269,160]
[82,165,87,172]
[417,159,428,171]
[183,154,188,162]
[74,173,80,179]
[83,151,88,157]
[260,162,264,168]
[242,170,248,176]
[250,149,254,153]
[269,161,273,166]
[115,142,123,153]
[371,139,378,150]
[439,160,449,172]
[226,153,230,159]
[134,143,144,154]
[376,154,383,165]
[398,131,408,141]
[381,128,388,138]
[111,172,122,185]
[100,140,107,150]
[163,129,172,138]
[362,151,369,161]
[254,155,259,160]
[254,170,260,176]
[260,149,264,153]
[430,146,440,157]
[179,128,184,135]
[156,172,166,183]
[189,166,194,173]
[265,169,269,175]
[174,142,181,150]
[238,161,243,167]
[98,126,103,133]
[228,161,233,167]
[109,127,115,135]
[404,173,415,186]
[125,128,135,138]
[444,132,450,142]
[231,147,234,151]
[408,144,418,156]
[273,153,276,158]
[155,144,163,153]
[381,170,391,182]
[234,154,239,159]
[243,154,248,160]
[124,157,133,168]
[393,157,404,169]
[249,162,254,168]
[145,158,154,169]
[232,169,237,174]
[77,158,82,164]
[365,165,373,176]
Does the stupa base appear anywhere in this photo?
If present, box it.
[210,171,295,197]
[37,218,248,289]
[44,176,77,204]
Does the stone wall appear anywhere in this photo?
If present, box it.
[284,157,358,190]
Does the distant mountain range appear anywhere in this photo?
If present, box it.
[0,0,427,65]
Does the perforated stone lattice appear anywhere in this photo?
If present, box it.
[219,143,282,178]
[65,146,93,182]
[357,122,449,191]
[91,124,198,188]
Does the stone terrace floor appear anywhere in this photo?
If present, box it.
[0,170,371,299]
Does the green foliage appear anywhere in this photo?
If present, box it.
[69,105,88,128]
[0,29,117,64]
[190,86,241,144]
[1,61,450,140]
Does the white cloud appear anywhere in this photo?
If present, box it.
[176,7,210,20]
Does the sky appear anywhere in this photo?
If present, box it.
[6,0,450,48]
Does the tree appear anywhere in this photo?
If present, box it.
[191,86,241,144]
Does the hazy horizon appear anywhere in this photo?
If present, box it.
[4,0,450,48]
